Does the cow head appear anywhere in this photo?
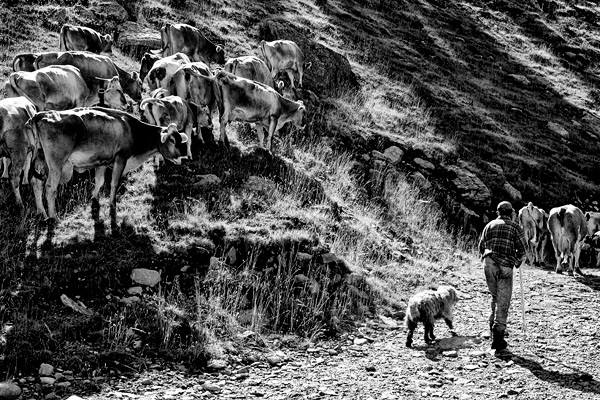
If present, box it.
[586,212,600,235]
[213,45,226,65]
[102,76,128,110]
[159,123,188,165]
[122,71,142,102]
[290,101,307,129]
[101,34,113,54]
[139,53,160,82]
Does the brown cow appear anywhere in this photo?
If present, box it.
[155,23,225,65]
[223,55,281,90]
[140,95,195,159]
[518,202,548,267]
[34,51,141,102]
[0,97,37,208]
[26,107,188,223]
[214,71,306,149]
[547,204,588,275]
[259,40,311,89]
[12,53,39,72]
[5,65,127,111]
[59,24,113,54]
[169,62,215,131]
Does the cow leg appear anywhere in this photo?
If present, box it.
[108,158,126,228]
[256,125,265,148]
[286,70,296,89]
[574,240,584,276]
[91,167,106,220]
[185,119,194,159]
[45,167,62,221]
[266,117,277,150]
[551,238,562,274]
[9,159,24,209]
[219,111,230,146]
[31,176,47,219]
[1,157,10,180]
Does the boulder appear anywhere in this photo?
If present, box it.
[193,174,221,188]
[258,19,358,95]
[413,157,435,172]
[130,268,161,287]
[547,121,570,139]
[410,171,432,190]
[0,382,21,400]
[91,0,129,23]
[503,182,522,202]
[39,363,54,377]
[115,21,162,60]
[444,165,491,209]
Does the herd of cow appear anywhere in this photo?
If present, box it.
[0,22,312,225]
[518,202,600,276]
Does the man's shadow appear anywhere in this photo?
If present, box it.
[503,351,600,394]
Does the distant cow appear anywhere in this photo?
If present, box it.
[169,62,215,132]
[586,212,600,235]
[26,107,189,223]
[259,40,311,90]
[140,95,195,159]
[34,51,141,102]
[0,97,37,208]
[518,202,548,267]
[547,204,588,275]
[155,23,225,65]
[214,71,306,149]
[223,55,281,90]
[12,53,39,72]
[5,65,127,111]
[59,24,113,54]
[139,52,162,82]
[144,52,191,92]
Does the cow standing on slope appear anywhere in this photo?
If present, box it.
[547,204,588,276]
[5,65,128,111]
[155,23,225,65]
[59,24,113,54]
[26,107,189,224]
[213,71,306,149]
[518,202,548,267]
[259,40,311,90]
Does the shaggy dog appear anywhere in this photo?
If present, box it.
[405,285,458,347]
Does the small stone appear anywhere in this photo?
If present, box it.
[44,393,59,400]
[130,268,161,287]
[40,377,56,385]
[365,365,376,372]
[0,382,21,399]
[353,338,368,345]
[39,363,54,377]
[463,365,479,371]
[193,174,221,187]
[413,157,435,171]
[321,252,338,263]
[121,296,140,305]
[65,396,85,400]
[207,359,228,370]
[383,146,404,164]
[443,350,458,358]
[209,257,219,268]
[127,286,143,295]
[54,373,64,382]
[296,252,313,261]
[201,382,222,393]
[226,247,237,265]
[56,382,71,388]
[141,379,153,385]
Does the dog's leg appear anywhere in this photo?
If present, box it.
[424,321,435,344]
[406,320,417,347]
[444,317,457,336]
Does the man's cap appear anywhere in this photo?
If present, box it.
[497,201,514,213]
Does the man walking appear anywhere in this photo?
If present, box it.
[479,201,527,352]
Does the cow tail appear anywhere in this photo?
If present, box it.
[259,40,271,71]
[527,202,537,243]
[59,25,68,51]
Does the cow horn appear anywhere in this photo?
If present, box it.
[216,45,223,52]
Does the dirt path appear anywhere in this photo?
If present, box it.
[84,265,600,400]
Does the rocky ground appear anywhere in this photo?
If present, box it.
[5,263,600,400]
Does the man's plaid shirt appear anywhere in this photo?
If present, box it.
[478,216,527,269]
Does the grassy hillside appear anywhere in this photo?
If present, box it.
[0,0,598,383]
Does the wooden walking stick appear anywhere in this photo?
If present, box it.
[519,263,526,335]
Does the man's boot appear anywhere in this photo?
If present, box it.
[491,327,508,351]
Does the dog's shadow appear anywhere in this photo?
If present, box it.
[411,335,483,361]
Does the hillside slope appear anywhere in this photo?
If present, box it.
[0,0,599,388]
